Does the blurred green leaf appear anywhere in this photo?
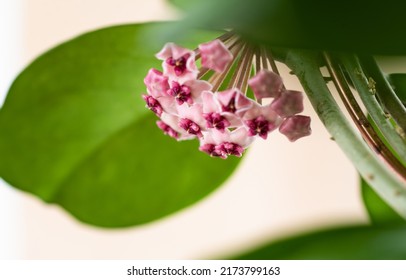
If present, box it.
[389,74,406,105]
[173,0,406,55]
[0,23,240,227]
[167,0,192,10]
[361,177,406,225]
[233,225,406,259]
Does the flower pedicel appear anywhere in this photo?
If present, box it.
[142,31,311,159]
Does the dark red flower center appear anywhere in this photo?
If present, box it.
[203,113,230,132]
[142,95,163,117]
[245,116,271,139]
[179,118,202,137]
[222,96,236,113]
[218,142,244,157]
[168,82,191,105]
[166,55,190,76]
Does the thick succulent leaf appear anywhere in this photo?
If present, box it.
[0,23,240,227]
[361,177,406,225]
[389,74,406,105]
[233,225,406,259]
[170,0,406,55]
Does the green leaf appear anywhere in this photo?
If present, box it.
[361,177,406,225]
[167,0,193,10]
[173,0,406,55]
[0,23,240,227]
[389,74,406,105]
[232,225,406,259]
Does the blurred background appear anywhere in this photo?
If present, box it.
[0,0,368,259]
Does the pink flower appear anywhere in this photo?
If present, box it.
[202,91,242,131]
[144,68,169,98]
[270,90,304,117]
[199,39,233,73]
[167,79,212,105]
[142,92,177,116]
[203,112,231,132]
[199,128,254,159]
[158,113,195,141]
[167,81,192,105]
[177,103,206,137]
[216,89,253,116]
[179,118,203,138]
[143,69,177,115]
[279,115,311,142]
[243,103,281,139]
[156,43,198,83]
[142,34,312,159]
[248,69,283,102]
[199,143,226,159]
[142,94,163,117]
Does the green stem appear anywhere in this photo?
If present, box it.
[358,55,406,135]
[339,54,406,164]
[284,50,406,219]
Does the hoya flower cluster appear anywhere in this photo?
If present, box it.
[142,34,311,159]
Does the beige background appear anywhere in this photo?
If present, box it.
[1,0,369,259]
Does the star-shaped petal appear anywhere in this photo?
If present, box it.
[199,39,233,73]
